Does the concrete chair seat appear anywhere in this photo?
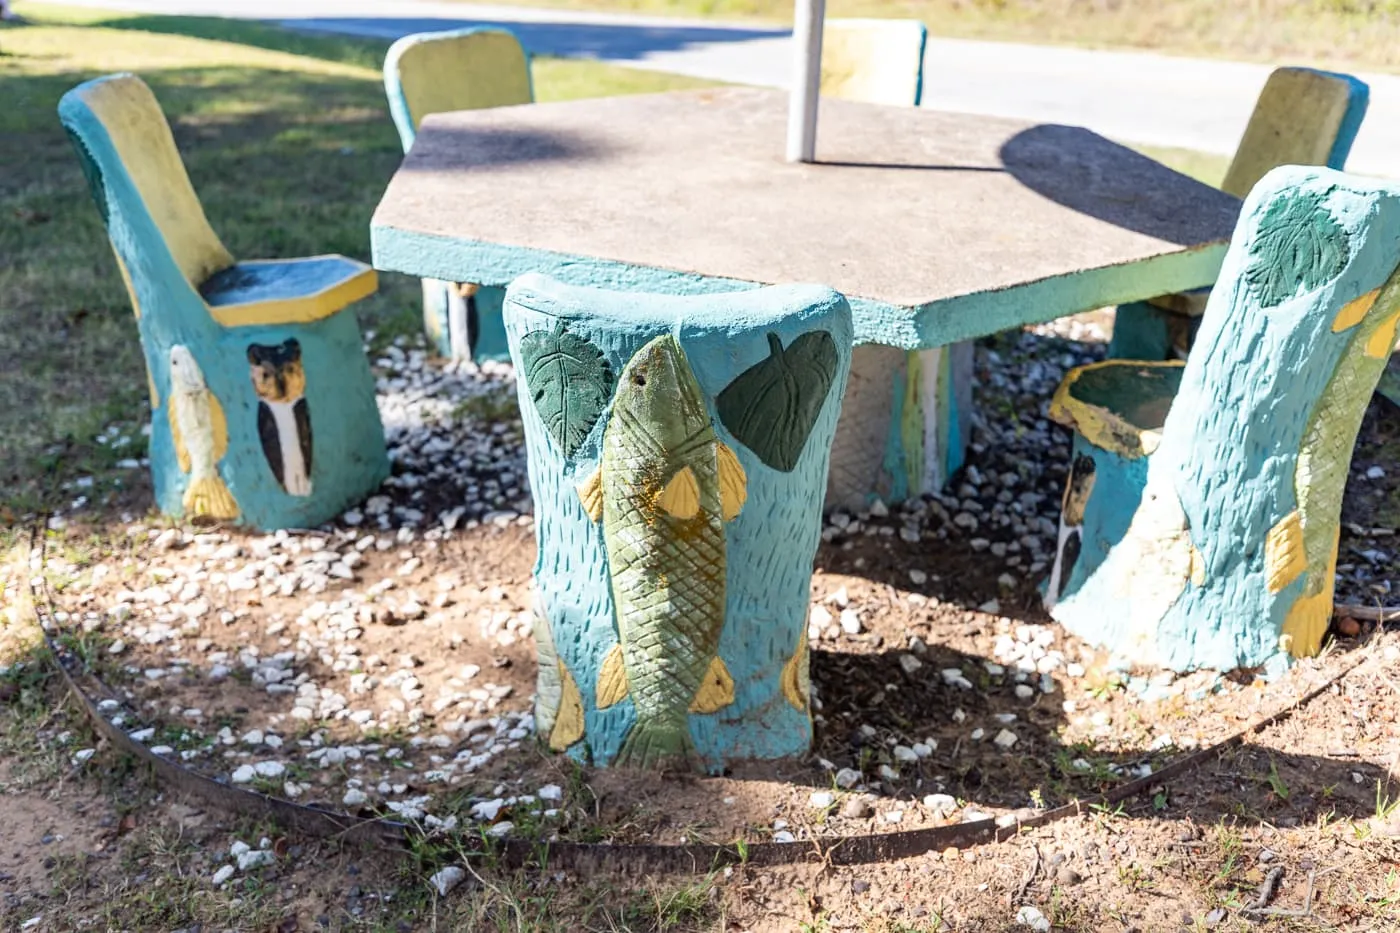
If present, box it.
[198,256,377,327]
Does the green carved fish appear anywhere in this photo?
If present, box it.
[579,334,747,770]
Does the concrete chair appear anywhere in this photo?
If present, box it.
[815,19,975,510]
[1044,166,1400,673]
[59,73,388,530]
[383,27,533,364]
[504,273,852,770]
[1109,67,1370,361]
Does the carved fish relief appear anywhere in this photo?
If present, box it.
[581,334,747,770]
[167,345,238,521]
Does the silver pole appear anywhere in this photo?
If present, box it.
[786,0,826,163]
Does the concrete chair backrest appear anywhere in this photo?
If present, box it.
[1220,66,1369,199]
[821,18,928,108]
[383,27,534,153]
[59,73,234,291]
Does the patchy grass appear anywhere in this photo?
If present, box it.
[0,4,716,517]
[499,0,1400,74]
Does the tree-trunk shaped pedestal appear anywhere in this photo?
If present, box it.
[1044,166,1400,672]
[504,274,852,770]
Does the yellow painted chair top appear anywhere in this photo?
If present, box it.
[60,74,376,329]
[820,18,928,108]
[384,27,534,152]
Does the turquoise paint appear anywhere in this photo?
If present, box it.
[371,224,1228,352]
[199,257,369,308]
[503,274,852,768]
[61,75,389,531]
[881,364,910,504]
[911,24,928,108]
[1049,166,1400,672]
[1321,71,1370,170]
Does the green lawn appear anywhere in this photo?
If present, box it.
[0,5,715,517]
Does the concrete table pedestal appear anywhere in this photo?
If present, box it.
[504,274,852,770]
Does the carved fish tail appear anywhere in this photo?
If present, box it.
[183,475,238,521]
[612,720,697,771]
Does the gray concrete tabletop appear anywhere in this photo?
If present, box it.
[371,86,1242,348]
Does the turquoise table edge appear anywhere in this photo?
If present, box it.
[370,225,1231,351]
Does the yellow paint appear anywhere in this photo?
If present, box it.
[168,400,190,474]
[780,630,810,712]
[595,643,628,709]
[145,365,160,410]
[1280,530,1339,658]
[688,655,735,713]
[1048,360,1185,460]
[394,30,531,133]
[1364,308,1400,359]
[113,251,141,319]
[577,467,603,522]
[548,659,585,751]
[1221,68,1357,199]
[820,18,926,107]
[1264,510,1307,594]
[659,465,700,519]
[75,76,233,286]
[1189,543,1206,587]
[205,261,378,327]
[716,442,747,521]
[1331,288,1380,332]
[899,350,924,495]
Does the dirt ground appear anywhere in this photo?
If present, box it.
[2,328,1398,933]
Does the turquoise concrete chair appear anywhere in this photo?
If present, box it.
[383,27,533,364]
[1043,166,1400,673]
[1109,66,1370,361]
[59,73,389,530]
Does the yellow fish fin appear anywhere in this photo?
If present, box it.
[1364,308,1400,360]
[780,637,809,712]
[577,467,604,522]
[208,389,229,462]
[1331,288,1379,332]
[168,402,190,474]
[549,659,585,751]
[595,643,628,709]
[183,475,239,521]
[1188,543,1206,587]
[1281,529,1340,659]
[146,365,160,410]
[716,442,747,521]
[659,465,700,519]
[1264,510,1306,594]
[689,655,735,714]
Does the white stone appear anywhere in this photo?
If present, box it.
[230,841,251,858]
[231,765,256,784]
[772,830,797,843]
[211,865,235,885]
[1016,906,1051,932]
[537,783,563,802]
[1014,684,1035,699]
[893,745,918,763]
[254,761,286,778]
[808,791,835,809]
[839,609,861,635]
[922,794,958,818]
[878,764,899,781]
[898,654,923,674]
[237,850,274,871]
[993,729,1018,749]
[343,788,368,807]
[834,767,862,789]
[430,866,466,897]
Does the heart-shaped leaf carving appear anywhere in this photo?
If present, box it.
[519,324,612,459]
[717,330,838,472]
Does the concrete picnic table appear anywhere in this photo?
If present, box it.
[370,85,1242,509]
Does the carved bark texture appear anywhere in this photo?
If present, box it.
[505,274,852,770]
[1047,166,1400,672]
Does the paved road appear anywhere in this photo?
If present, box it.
[41,0,1400,175]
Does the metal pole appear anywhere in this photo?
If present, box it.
[786,0,825,163]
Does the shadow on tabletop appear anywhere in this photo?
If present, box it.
[998,123,1242,245]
